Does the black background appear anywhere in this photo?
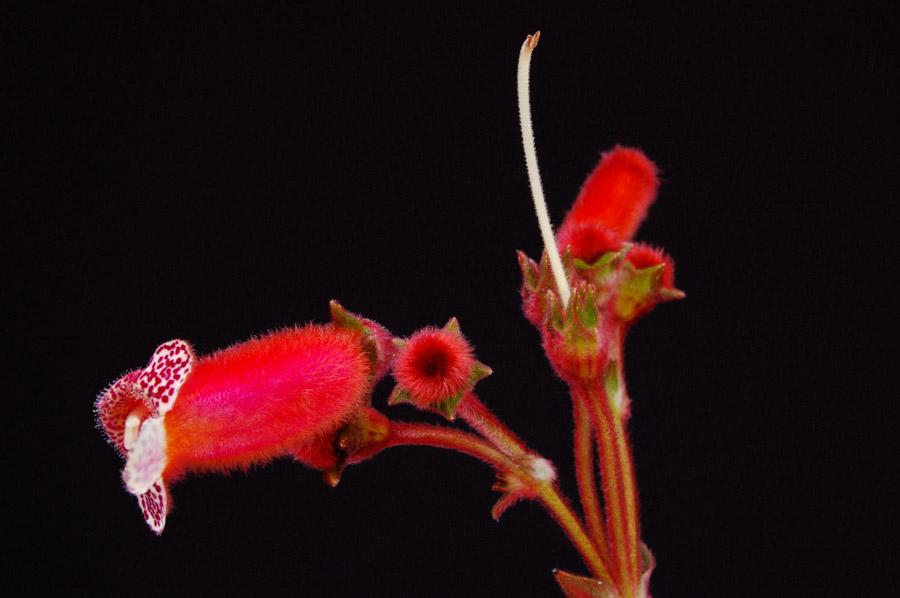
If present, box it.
[11,3,895,596]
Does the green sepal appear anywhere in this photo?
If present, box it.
[443,317,461,335]
[330,299,381,370]
[561,285,600,347]
[431,390,466,421]
[560,245,578,281]
[469,361,493,384]
[573,285,598,330]
[535,251,556,294]
[614,262,665,320]
[431,361,491,421]
[517,250,539,292]
[545,290,565,332]
[329,299,364,331]
[572,245,631,285]
[572,247,617,271]
[387,386,413,406]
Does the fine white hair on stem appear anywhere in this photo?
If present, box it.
[517,31,571,307]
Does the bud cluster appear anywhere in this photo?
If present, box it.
[519,146,683,388]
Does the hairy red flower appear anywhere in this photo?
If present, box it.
[393,327,475,408]
[556,221,621,263]
[562,145,659,244]
[96,324,375,533]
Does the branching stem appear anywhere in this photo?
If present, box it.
[354,420,613,584]
[575,384,641,597]
[457,392,527,458]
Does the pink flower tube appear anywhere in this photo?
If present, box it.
[96,324,376,534]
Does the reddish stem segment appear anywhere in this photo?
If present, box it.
[457,392,528,458]
[573,393,609,560]
[576,384,641,597]
[352,420,613,584]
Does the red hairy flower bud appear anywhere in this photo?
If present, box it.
[394,327,474,407]
[389,319,492,420]
[556,221,621,263]
[561,145,659,243]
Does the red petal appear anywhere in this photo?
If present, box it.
[95,370,149,457]
[556,221,622,262]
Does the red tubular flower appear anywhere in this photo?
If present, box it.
[558,146,659,254]
[389,319,492,419]
[96,323,379,534]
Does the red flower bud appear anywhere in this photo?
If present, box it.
[556,221,621,263]
[393,326,475,409]
[561,146,659,244]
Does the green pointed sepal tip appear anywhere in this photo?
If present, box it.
[469,360,493,384]
[614,261,667,321]
[432,360,493,421]
[534,250,557,295]
[572,244,631,285]
[430,390,466,421]
[387,385,413,406]
[329,299,364,331]
[517,250,539,292]
[443,317,461,335]
[329,299,384,371]
[567,284,599,332]
[544,289,565,332]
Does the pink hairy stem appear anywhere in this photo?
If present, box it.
[349,420,613,584]
[572,393,610,562]
[574,383,641,597]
